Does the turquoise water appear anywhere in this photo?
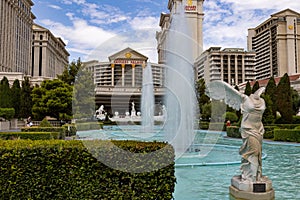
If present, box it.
[77,126,300,200]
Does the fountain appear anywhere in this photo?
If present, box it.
[163,2,198,159]
[141,62,154,133]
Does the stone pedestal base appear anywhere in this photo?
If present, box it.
[229,175,275,200]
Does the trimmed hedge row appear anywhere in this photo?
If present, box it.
[226,126,241,138]
[199,122,226,131]
[62,124,77,137]
[0,132,59,140]
[21,127,65,139]
[226,125,283,139]
[274,129,300,142]
[76,122,103,131]
[0,140,175,199]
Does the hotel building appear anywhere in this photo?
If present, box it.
[156,0,205,63]
[84,48,165,115]
[248,9,300,80]
[0,0,69,85]
[32,24,69,80]
[195,47,256,85]
[0,0,35,74]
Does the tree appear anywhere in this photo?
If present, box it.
[265,76,277,119]
[58,58,82,85]
[20,77,33,118]
[276,73,293,123]
[223,111,238,122]
[72,69,95,119]
[0,76,12,108]
[251,81,260,94]
[195,78,210,119]
[11,79,21,118]
[261,94,275,124]
[291,88,300,115]
[32,79,73,120]
[244,81,252,96]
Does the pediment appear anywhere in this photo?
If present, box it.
[108,47,148,62]
[271,8,300,17]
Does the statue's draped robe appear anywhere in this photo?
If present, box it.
[239,94,266,182]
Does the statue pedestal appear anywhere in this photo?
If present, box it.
[229,175,275,200]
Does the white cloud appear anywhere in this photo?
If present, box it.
[39,18,116,60]
[61,0,86,5]
[48,4,62,10]
[203,0,300,51]
[129,16,160,30]
[220,0,300,11]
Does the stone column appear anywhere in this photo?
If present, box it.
[228,55,231,84]
[121,64,125,86]
[235,54,238,85]
[220,55,224,81]
[132,64,135,87]
[111,64,115,86]
[242,55,245,83]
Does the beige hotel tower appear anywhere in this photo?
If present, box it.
[156,0,205,63]
[0,0,69,85]
[248,9,300,80]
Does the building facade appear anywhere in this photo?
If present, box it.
[156,0,204,63]
[0,1,69,85]
[195,47,256,85]
[0,0,35,74]
[248,9,300,80]
[84,48,165,115]
[32,24,69,79]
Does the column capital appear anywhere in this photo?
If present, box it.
[131,64,136,68]
[111,64,115,68]
[121,64,125,68]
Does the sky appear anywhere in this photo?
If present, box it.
[31,0,300,63]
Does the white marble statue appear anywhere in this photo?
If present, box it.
[131,101,136,117]
[206,80,266,182]
[95,105,106,120]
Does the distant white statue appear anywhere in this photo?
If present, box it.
[131,101,136,117]
[131,101,136,112]
[161,105,167,116]
[206,80,266,182]
[95,105,106,120]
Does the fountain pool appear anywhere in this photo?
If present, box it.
[77,126,300,199]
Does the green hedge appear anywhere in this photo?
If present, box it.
[263,125,278,139]
[0,108,15,120]
[0,140,175,199]
[199,122,226,131]
[62,124,77,136]
[21,127,65,139]
[0,132,59,140]
[274,129,300,142]
[226,126,241,138]
[76,122,103,131]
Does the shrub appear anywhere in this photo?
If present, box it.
[76,121,103,131]
[226,126,241,138]
[21,127,65,139]
[62,124,77,136]
[223,112,238,122]
[199,122,226,131]
[39,118,53,127]
[0,140,175,199]
[0,132,59,140]
[263,125,278,139]
[0,108,15,120]
[292,116,300,124]
[274,129,300,142]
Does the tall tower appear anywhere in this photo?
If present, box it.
[248,9,300,80]
[156,0,204,63]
